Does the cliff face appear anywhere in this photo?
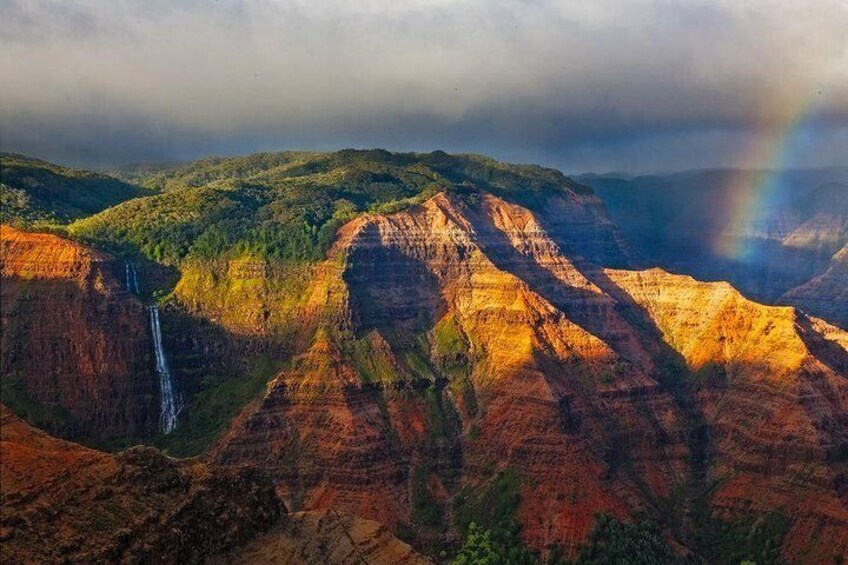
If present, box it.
[214,191,848,561]
[215,192,688,556]
[0,405,284,564]
[0,225,158,441]
[221,511,433,565]
[782,244,848,328]
[608,268,848,562]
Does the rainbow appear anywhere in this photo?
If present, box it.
[712,92,822,261]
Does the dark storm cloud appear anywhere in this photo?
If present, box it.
[1,0,846,172]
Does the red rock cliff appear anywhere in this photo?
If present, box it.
[215,192,690,556]
[0,225,158,441]
[214,192,848,561]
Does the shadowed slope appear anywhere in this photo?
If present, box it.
[0,405,283,563]
[0,153,146,226]
[0,225,158,441]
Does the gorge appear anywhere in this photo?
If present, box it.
[1,150,846,564]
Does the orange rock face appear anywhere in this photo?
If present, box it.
[215,191,848,561]
[607,268,848,562]
[0,225,158,440]
[215,192,691,557]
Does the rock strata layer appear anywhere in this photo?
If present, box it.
[214,191,848,561]
[0,225,158,440]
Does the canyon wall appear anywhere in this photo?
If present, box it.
[213,191,848,561]
[0,225,158,441]
[608,268,848,562]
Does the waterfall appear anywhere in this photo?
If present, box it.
[125,262,140,294]
[129,261,181,433]
[131,265,140,294]
[149,305,182,434]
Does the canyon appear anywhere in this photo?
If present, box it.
[1,151,847,563]
[213,190,848,562]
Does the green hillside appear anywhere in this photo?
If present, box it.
[0,153,148,227]
[70,149,587,265]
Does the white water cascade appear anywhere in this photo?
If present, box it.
[148,305,182,434]
[125,262,140,294]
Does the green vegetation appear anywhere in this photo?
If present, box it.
[575,514,675,565]
[409,385,462,549]
[69,149,585,266]
[452,520,538,565]
[691,498,788,565]
[412,465,444,529]
[454,468,537,564]
[345,332,401,383]
[453,521,537,565]
[433,315,477,416]
[0,152,147,227]
[154,355,285,457]
[452,512,678,565]
[434,315,470,367]
[456,468,523,533]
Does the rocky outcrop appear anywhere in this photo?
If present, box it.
[0,405,284,564]
[782,244,848,328]
[221,510,433,564]
[0,225,158,441]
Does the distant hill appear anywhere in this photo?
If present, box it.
[782,243,848,327]
[0,153,148,226]
[579,168,848,326]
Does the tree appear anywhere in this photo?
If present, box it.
[453,522,502,565]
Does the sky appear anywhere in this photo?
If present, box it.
[1,0,847,173]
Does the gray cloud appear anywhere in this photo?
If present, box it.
[1,0,846,172]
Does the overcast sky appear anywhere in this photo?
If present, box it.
[1,0,846,173]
